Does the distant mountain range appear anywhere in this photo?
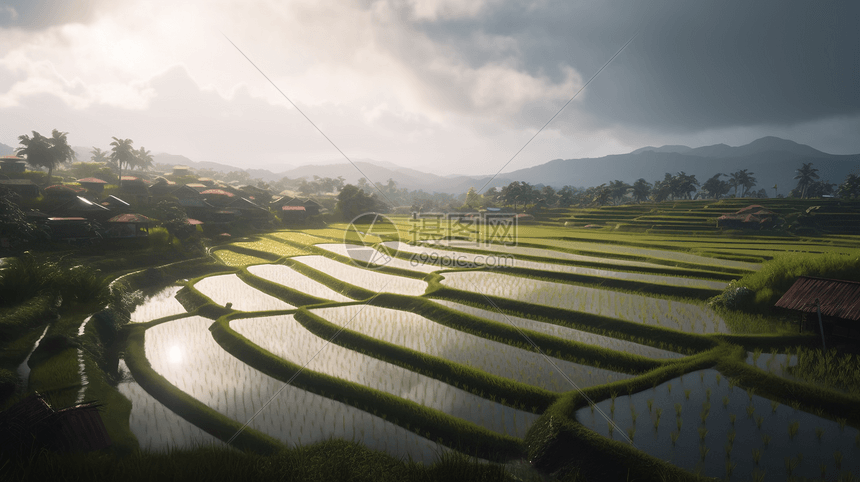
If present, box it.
[3,137,858,195]
[505,136,860,196]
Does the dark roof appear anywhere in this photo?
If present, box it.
[101,195,130,207]
[177,198,211,208]
[229,197,266,211]
[0,179,38,186]
[774,276,860,322]
[53,196,111,214]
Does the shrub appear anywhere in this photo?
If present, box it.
[0,254,110,309]
[712,250,860,312]
[27,334,79,367]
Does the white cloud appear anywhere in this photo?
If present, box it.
[0,0,660,175]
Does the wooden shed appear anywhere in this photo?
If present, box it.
[774,276,860,339]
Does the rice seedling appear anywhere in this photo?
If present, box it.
[751,468,765,482]
[756,416,764,430]
[715,374,721,385]
[771,400,779,413]
[627,427,636,442]
[722,396,729,408]
[699,444,709,461]
[676,418,682,431]
[821,463,828,480]
[785,456,798,477]
[667,382,672,394]
[762,434,771,447]
[647,398,653,412]
[705,388,711,401]
[752,448,762,464]
[670,430,680,446]
[729,414,736,426]
[608,421,614,438]
[788,421,800,439]
[725,460,736,478]
[817,427,825,441]
[746,404,756,418]
[837,417,847,431]
[674,403,682,417]
[698,427,708,441]
[684,389,691,400]
[835,450,843,469]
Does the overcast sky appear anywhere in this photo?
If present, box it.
[2,1,858,176]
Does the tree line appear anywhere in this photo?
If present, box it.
[15,129,153,184]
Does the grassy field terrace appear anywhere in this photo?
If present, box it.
[3,203,860,481]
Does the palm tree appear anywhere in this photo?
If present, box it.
[15,131,53,182]
[739,170,756,197]
[630,178,651,203]
[109,137,136,182]
[794,163,819,199]
[48,129,76,178]
[728,169,755,197]
[90,147,109,163]
[702,173,730,200]
[135,146,154,171]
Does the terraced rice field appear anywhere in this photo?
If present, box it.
[290,255,429,296]
[311,305,633,392]
[439,271,728,334]
[115,218,859,480]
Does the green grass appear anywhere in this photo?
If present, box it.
[723,249,860,312]
[0,439,535,482]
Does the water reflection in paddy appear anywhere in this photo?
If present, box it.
[143,316,450,463]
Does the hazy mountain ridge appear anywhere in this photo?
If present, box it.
[6,138,859,195]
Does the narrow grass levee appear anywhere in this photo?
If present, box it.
[211,244,282,263]
[283,258,379,300]
[112,257,226,291]
[515,239,756,276]
[715,348,860,428]
[368,293,668,375]
[482,267,723,300]
[524,345,730,481]
[236,269,332,307]
[210,313,526,462]
[123,323,283,454]
[294,308,557,413]
[427,286,719,354]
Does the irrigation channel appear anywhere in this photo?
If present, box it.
[108,226,859,481]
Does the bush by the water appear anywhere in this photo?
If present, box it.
[0,254,111,308]
[713,250,860,312]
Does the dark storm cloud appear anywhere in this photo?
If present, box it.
[406,1,860,132]
[0,1,99,29]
